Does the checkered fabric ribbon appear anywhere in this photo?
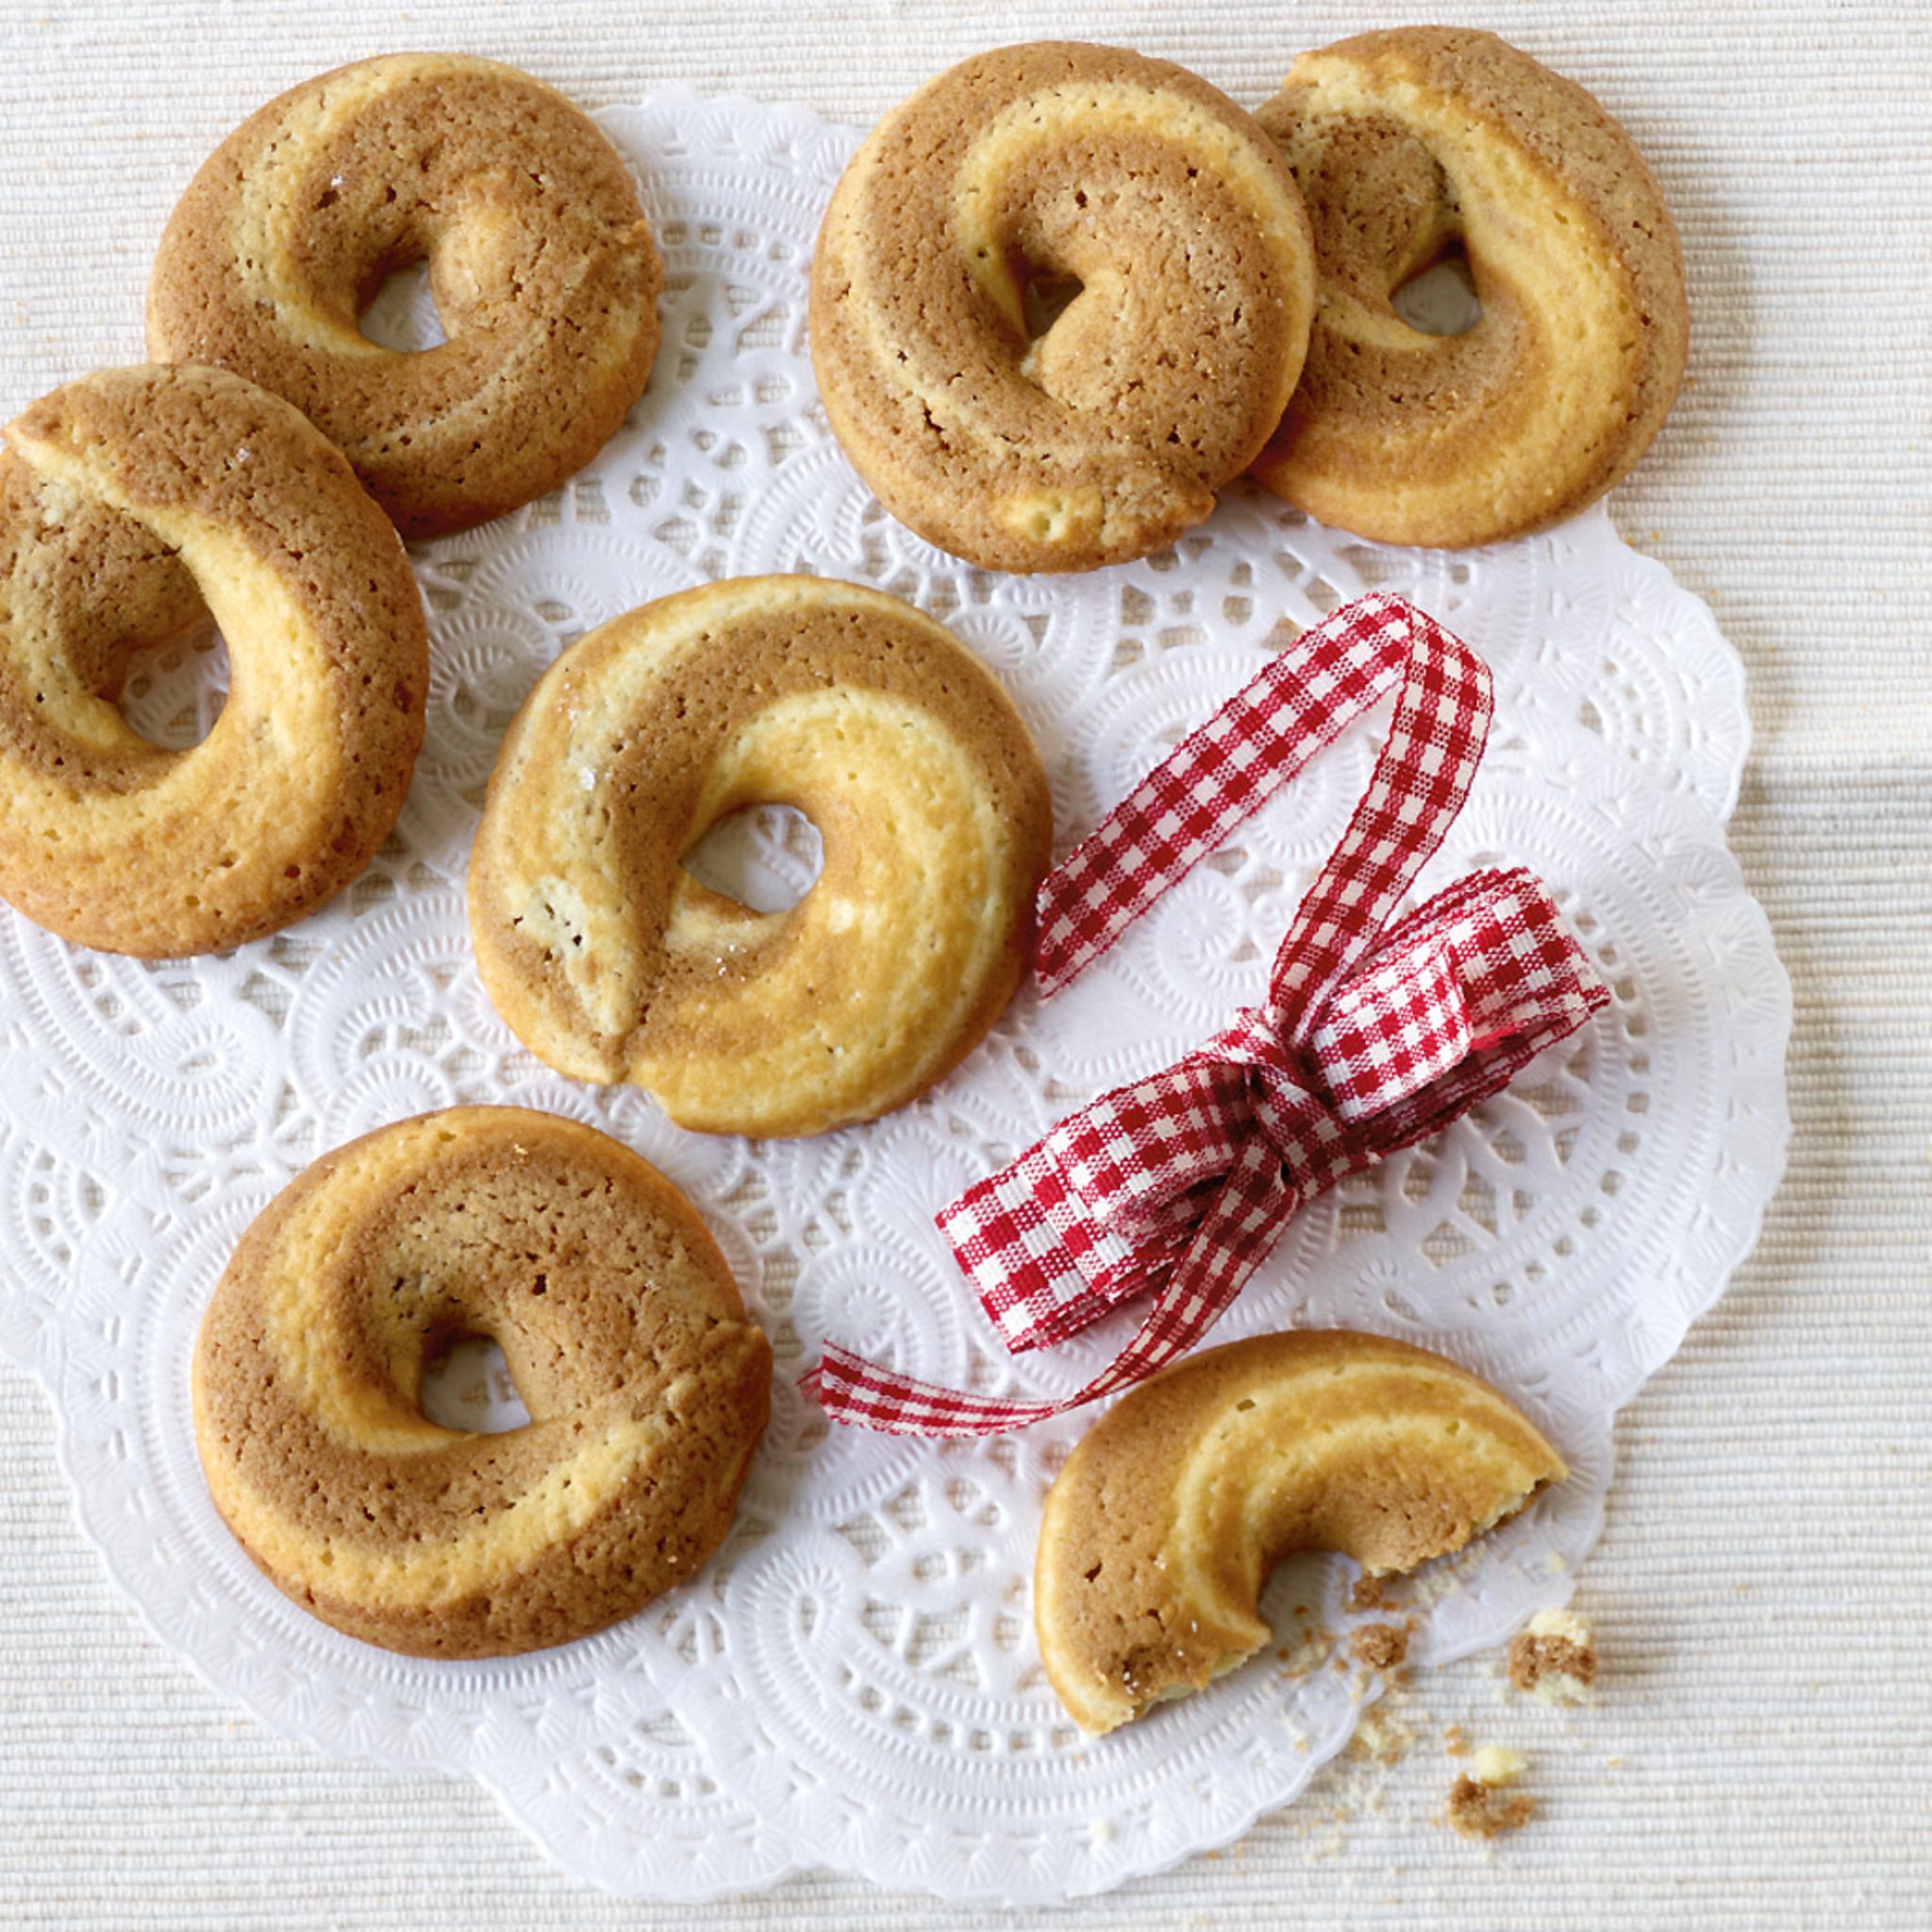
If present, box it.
[808,592,1609,1436]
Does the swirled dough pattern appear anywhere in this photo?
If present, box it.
[147,53,662,538]
[192,1108,772,1657]
[469,576,1053,1139]
[1035,1329,1565,1733]
[0,364,425,957]
[1251,27,1689,547]
[811,42,1318,573]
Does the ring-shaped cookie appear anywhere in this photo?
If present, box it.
[147,53,662,538]
[0,365,425,958]
[1034,1330,1565,1733]
[468,576,1053,1139]
[192,1107,772,1657]
[811,42,1318,573]
[1250,27,1689,546]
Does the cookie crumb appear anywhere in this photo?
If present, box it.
[1346,1704,1414,1768]
[1351,1623,1409,1672]
[1508,1608,1598,1704]
[1443,1724,1470,1757]
[1448,1747,1533,1840]
[1448,1776,1536,1840]
[1348,1574,1391,1613]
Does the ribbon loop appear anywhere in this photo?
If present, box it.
[1263,608,1492,1035]
[1311,935,1475,1123]
[811,595,1609,1437]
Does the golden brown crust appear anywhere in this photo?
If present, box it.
[147,53,661,538]
[1033,1329,1566,1733]
[0,363,425,957]
[1251,26,1688,546]
[811,42,1317,573]
[192,1107,772,1657]
[468,575,1053,1139]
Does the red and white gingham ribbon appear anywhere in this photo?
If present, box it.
[808,592,1609,1436]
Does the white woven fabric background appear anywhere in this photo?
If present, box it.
[0,2,1924,1925]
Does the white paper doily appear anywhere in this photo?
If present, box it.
[0,91,1789,1905]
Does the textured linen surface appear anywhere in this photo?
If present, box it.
[0,2,1924,1926]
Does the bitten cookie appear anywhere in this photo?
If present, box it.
[192,1107,772,1658]
[468,576,1053,1139]
[147,53,662,538]
[1035,1329,1565,1733]
[811,42,1317,573]
[0,364,425,958]
[1251,27,1689,547]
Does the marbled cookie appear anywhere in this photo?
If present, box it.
[193,1108,772,1657]
[1251,27,1689,546]
[469,576,1053,1138]
[0,364,425,957]
[148,53,662,538]
[812,42,1317,573]
[1035,1329,1565,1733]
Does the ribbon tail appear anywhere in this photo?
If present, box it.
[1068,1135,1304,1408]
[809,1140,1301,1438]
[807,1346,1063,1439]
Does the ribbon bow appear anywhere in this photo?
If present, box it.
[810,593,1608,1436]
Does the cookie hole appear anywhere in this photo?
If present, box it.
[120,619,228,751]
[682,804,824,915]
[361,258,448,354]
[1391,250,1481,337]
[420,1334,531,1434]
[1023,270,1085,341]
